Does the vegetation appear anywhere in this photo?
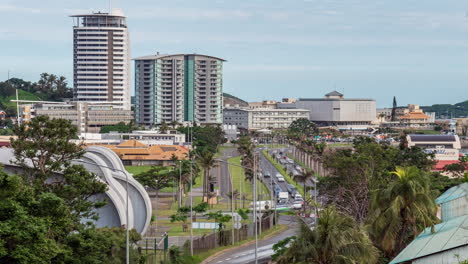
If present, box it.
[368,166,439,260]
[287,118,318,140]
[100,121,137,133]
[284,135,462,263]
[277,206,379,264]
[421,99,468,118]
[177,125,226,155]
[1,116,142,263]
[0,74,72,117]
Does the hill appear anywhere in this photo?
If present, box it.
[0,89,44,116]
[223,92,249,107]
[422,100,468,118]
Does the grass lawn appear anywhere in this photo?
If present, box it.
[227,156,272,208]
[262,150,305,196]
[409,129,441,135]
[228,156,253,201]
[124,165,152,175]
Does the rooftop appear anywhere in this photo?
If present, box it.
[408,135,457,142]
[435,183,468,204]
[390,214,468,264]
[133,54,226,62]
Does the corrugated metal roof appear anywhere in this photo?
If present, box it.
[390,215,468,264]
[408,135,456,142]
[436,183,468,205]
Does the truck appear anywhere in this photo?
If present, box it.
[277,192,289,204]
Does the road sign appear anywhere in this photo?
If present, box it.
[191,222,219,229]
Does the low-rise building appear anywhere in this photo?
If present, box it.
[18,101,133,134]
[287,91,376,132]
[223,107,310,130]
[92,139,189,166]
[248,100,278,109]
[377,104,435,129]
[77,130,186,146]
[390,183,468,264]
[248,108,310,130]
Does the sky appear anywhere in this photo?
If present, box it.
[0,0,468,107]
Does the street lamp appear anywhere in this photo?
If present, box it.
[214,156,259,263]
[74,159,131,264]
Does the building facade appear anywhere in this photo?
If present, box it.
[134,54,225,125]
[71,9,131,110]
[223,107,310,130]
[288,91,376,131]
[77,130,186,146]
[20,101,133,134]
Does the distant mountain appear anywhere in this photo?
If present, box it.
[223,92,249,107]
[421,100,468,118]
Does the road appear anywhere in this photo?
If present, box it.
[213,147,238,200]
[204,215,298,264]
[258,151,294,205]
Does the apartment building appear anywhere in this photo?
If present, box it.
[71,9,131,110]
[134,54,225,125]
[223,107,310,130]
[20,101,133,134]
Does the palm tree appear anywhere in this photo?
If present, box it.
[293,168,313,199]
[278,206,379,264]
[159,121,169,134]
[197,150,218,201]
[367,166,438,260]
[169,120,180,129]
[227,189,240,211]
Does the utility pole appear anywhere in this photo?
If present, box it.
[253,152,258,264]
[189,123,194,256]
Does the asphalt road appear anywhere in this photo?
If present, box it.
[258,150,294,205]
[213,147,238,199]
[204,215,298,264]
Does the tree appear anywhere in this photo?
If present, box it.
[227,189,240,211]
[288,118,317,140]
[293,168,313,200]
[197,150,218,201]
[100,122,134,134]
[272,236,296,261]
[391,96,397,121]
[170,206,190,232]
[192,202,209,222]
[277,206,379,264]
[367,166,439,260]
[134,166,173,191]
[159,121,169,134]
[1,117,141,263]
[11,115,84,185]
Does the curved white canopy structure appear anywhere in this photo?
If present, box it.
[0,146,152,235]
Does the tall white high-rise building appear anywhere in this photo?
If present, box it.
[134,54,225,125]
[71,9,131,110]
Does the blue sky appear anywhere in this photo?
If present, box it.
[1,0,467,107]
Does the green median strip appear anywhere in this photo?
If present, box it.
[262,150,304,195]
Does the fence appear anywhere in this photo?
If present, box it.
[189,214,275,255]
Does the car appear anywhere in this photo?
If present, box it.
[276,174,285,182]
[294,193,303,200]
[286,184,297,195]
[292,201,303,209]
[263,171,271,178]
